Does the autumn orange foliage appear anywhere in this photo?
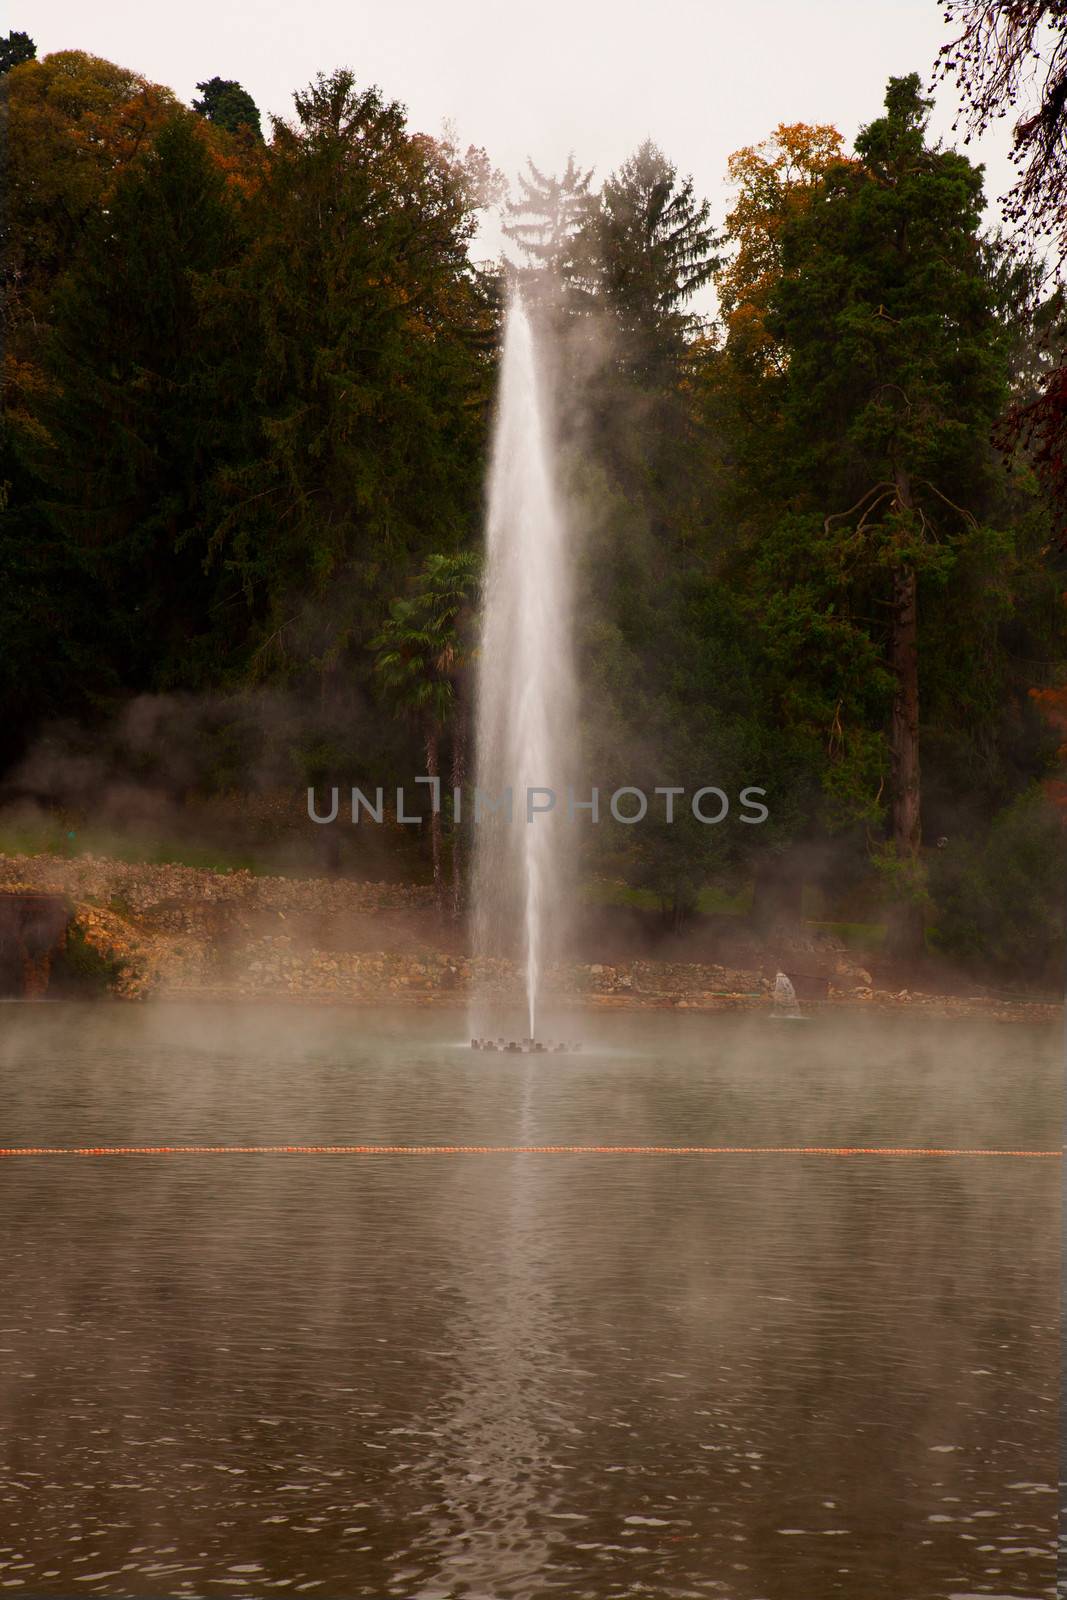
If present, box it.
[3,50,263,331]
[1029,682,1067,816]
[717,123,855,372]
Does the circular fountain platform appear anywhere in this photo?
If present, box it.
[471,1038,583,1055]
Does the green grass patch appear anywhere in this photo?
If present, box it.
[0,818,261,876]
[581,879,752,915]
[582,881,661,910]
[138,840,260,875]
[0,819,77,858]
[805,919,887,950]
[696,884,752,915]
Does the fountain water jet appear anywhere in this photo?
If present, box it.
[472,290,575,1041]
[772,971,804,1021]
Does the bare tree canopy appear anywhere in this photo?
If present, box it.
[936,1,1067,267]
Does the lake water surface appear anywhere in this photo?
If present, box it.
[0,1004,1059,1599]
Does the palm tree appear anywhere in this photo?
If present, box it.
[372,598,453,906]
[412,553,480,916]
[372,552,480,914]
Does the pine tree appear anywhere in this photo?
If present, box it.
[31,115,245,689]
[193,76,262,140]
[371,597,453,910]
[586,140,719,374]
[567,139,720,521]
[503,155,594,286]
[372,551,479,914]
[209,70,493,689]
[761,74,1016,953]
[0,32,35,74]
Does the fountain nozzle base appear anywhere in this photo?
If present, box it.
[471,1038,582,1055]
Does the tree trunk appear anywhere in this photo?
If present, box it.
[887,469,924,960]
[426,727,444,913]
[889,563,921,858]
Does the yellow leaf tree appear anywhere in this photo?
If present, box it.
[717,122,853,373]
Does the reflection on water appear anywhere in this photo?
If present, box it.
[0,1005,1058,1599]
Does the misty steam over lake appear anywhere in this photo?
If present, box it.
[0,1004,1058,1599]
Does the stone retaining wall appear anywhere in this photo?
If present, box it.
[0,853,433,917]
[0,853,1058,1022]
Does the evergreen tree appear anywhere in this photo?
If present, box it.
[0,31,35,74]
[0,459,122,770]
[0,54,189,759]
[1,51,179,331]
[717,122,851,375]
[505,157,598,286]
[193,76,262,140]
[30,115,245,690]
[566,145,725,923]
[209,70,494,690]
[585,139,719,374]
[755,74,1024,952]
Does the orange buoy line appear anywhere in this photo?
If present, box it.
[0,1144,1059,1159]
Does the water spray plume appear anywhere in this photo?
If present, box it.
[472,288,575,1040]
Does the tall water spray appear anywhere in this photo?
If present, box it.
[472,290,575,1038]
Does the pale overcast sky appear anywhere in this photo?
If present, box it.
[26,0,1021,301]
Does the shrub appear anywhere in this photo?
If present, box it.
[928,786,1066,984]
[51,922,128,995]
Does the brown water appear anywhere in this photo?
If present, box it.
[0,1004,1059,1599]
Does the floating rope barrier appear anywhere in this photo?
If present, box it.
[0,1144,1059,1159]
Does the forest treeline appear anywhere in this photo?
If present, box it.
[1,26,1065,976]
